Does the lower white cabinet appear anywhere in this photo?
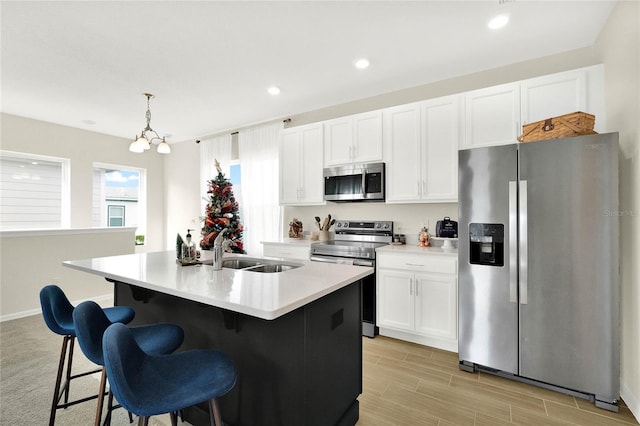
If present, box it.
[377,250,458,352]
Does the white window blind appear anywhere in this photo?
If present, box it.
[0,151,70,230]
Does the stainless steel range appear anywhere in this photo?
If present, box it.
[310,220,393,337]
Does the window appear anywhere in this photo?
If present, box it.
[107,205,125,227]
[0,151,70,230]
[93,163,146,242]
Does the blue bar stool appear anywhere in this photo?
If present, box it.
[39,285,136,426]
[103,323,237,426]
[73,301,185,426]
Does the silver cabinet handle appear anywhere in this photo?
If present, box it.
[519,180,528,305]
[509,181,518,303]
[409,278,413,296]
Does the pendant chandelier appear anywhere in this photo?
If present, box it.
[129,93,171,154]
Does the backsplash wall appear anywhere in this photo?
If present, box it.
[283,202,458,247]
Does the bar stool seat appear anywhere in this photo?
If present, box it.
[73,300,184,426]
[39,285,135,426]
[103,323,237,426]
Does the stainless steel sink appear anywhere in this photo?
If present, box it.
[219,257,301,273]
[221,259,262,269]
[245,263,299,273]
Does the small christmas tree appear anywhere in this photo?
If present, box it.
[200,159,245,253]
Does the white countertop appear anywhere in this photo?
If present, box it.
[63,251,372,321]
[377,244,458,257]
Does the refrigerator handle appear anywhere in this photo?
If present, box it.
[519,180,528,305]
[509,181,518,303]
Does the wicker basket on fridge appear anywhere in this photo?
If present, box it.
[517,111,597,143]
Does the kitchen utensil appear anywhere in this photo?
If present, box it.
[314,217,322,229]
[321,217,329,231]
[328,219,336,230]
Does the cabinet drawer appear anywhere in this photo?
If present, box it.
[377,255,457,274]
[263,244,310,260]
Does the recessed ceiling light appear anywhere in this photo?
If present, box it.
[488,14,509,30]
[267,86,281,95]
[353,58,370,69]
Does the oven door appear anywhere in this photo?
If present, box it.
[310,255,378,337]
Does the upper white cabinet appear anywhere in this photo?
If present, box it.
[324,111,383,166]
[521,69,586,125]
[383,103,422,202]
[421,96,460,202]
[384,97,459,203]
[464,82,521,149]
[280,124,325,205]
[462,65,604,149]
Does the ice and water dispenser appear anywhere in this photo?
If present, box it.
[469,223,504,267]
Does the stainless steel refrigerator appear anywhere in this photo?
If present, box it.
[458,133,619,411]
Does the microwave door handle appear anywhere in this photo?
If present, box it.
[361,170,367,195]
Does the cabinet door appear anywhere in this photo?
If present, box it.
[383,103,422,202]
[521,69,586,125]
[324,118,352,166]
[464,83,520,148]
[353,111,383,163]
[414,273,457,340]
[421,96,459,202]
[300,124,325,204]
[377,269,413,331]
[280,130,303,204]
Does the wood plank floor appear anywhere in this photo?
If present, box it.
[358,336,638,426]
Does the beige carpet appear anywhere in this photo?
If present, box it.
[0,314,180,425]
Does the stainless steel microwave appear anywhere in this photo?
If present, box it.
[323,162,385,202]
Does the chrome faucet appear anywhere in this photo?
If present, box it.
[212,228,229,270]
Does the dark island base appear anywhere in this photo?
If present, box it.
[114,280,363,426]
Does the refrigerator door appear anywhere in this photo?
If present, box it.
[458,144,518,374]
[518,133,619,403]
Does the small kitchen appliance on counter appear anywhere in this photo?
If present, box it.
[435,217,458,238]
[310,220,393,337]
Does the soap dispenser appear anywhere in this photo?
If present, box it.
[182,229,196,261]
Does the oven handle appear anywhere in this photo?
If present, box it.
[310,255,375,268]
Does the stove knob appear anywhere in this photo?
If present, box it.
[375,223,381,228]
[343,222,349,228]
[336,222,342,228]
[384,223,390,229]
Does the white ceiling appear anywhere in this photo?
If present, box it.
[1,1,616,144]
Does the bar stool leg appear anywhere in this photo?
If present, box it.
[208,398,222,426]
[64,337,76,404]
[49,335,71,426]
[95,368,108,426]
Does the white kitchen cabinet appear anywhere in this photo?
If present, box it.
[324,111,383,166]
[280,124,325,205]
[521,68,587,125]
[383,103,422,201]
[377,249,458,352]
[421,96,459,201]
[463,82,521,149]
[462,66,605,149]
[262,241,311,260]
[384,97,459,203]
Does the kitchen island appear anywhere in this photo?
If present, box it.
[64,250,373,426]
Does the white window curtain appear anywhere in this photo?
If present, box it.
[200,134,232,214]
[238,122,282,256]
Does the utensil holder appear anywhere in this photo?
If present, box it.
[318,231,331,241]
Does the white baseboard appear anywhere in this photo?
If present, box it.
[0,293,114,323]
[379,327,458,353]
[621,380,640,422]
